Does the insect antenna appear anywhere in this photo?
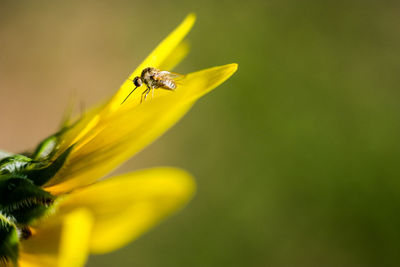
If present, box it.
[121,86,138,104]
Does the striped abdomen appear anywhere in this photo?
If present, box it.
[159,79,177,90]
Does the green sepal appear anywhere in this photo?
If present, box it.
[0,150,13,161]
[0,214,19,265]
[23,146,74,186]
[0,155,32,175]
[0,146,73,187]
[0,175,55,225]
[31,120,75,161]
[32,135,58,161]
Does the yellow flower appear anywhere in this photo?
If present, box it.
[11,13,237,267]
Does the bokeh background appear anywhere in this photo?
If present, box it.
[1,1,400,266]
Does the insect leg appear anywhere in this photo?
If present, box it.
[144,88,151,101]
[141,87,150,103]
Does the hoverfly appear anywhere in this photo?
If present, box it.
[121,67,183,104]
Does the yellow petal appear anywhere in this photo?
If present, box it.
[158,41,190,71]
[19,209,93,267]
[57,167,195,254]
[54,103,105,160]
[58,209,93,267]
[19,253,57,267]
[19,218,63,267]
[45,63,236,194]
[133,14,195,73]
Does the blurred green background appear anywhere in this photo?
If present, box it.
[1,0,400,266]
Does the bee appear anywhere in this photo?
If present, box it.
[121,67,183,104]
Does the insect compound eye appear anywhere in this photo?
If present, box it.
[133,77,143,87]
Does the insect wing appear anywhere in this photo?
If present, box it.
[158,71,185,81]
